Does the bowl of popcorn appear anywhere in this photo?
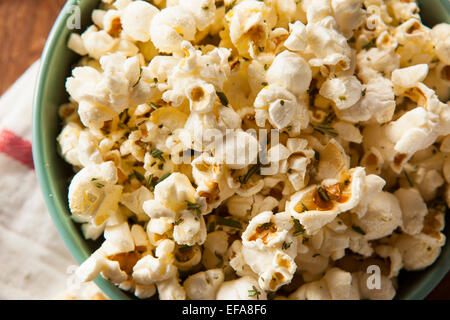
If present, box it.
[32,0,450,300]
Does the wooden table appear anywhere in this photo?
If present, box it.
[0,0,448,300]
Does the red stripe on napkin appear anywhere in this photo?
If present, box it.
[0,129,34,169]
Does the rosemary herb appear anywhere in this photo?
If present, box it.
[216,216,242,229]
[133,169,145,182]
[352,225,366,235]
[248,286,261,299]
[239,163,262,184]
[292,218,305,236]
[317,186,330,202]
[404,170,413,187]
[186,200,201,217]
[174,218,184,226]
[217,91,229,106]
[282,241,292,250]
[151,149,165,162]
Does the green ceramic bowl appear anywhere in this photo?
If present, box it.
[33,0,450,300]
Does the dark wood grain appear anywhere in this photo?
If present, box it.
[0,0,448,300]
[0,0,67,95]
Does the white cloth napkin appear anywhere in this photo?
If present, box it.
[0,61,104,300]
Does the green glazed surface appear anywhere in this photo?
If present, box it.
[32,0,450,300]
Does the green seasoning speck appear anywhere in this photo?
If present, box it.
[264,64,268,70]
[215,252,224,268]
[186,200,201,217]
[149,102,162,110]
[217,91,229,106]
[362,88,366,96]
[362,39,376,50]
[239,163,262,184]
[338,95,346,101]
[317,186,330,202]
[95,182,104,188]
[248,286,261,299]
[207,221,216,233]
[261,82,268,86]
[258,222,274,230]
[146,174,154,189]
[133,170,145,182]
[301,202,309,212]
[178,245,191,253]
[151,149,165,162]
[404,170,413,187]
[293,218,305,236]
[280,100,285,105]
[216,216,242,229]
[352,225,366,235]
[311,123,338,137]
[282,241,292,250]
[225,0,237,12]
[174,218,184,225]
[155,173,171,185]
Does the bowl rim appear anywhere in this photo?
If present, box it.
[32,0,449,300]
[32,0,130,300]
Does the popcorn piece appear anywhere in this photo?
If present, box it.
[288,167,366,234]
[132,240,177,284]
[68,162,123,226]
[216,276,267,300]
[122,1,159,42]
[226,0,277,58]
[157,277,186,300]
[289,268,360,300]
[319,76,362,110]
[331,0,365,39]
[394,233,445,271]
[266,51,312,96]
[394,188,428,235]
[351,191,402,241]
[183,269,224,300]
[149,6,196,54]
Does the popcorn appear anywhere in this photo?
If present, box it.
[239,211,298,291]
[68,162,123,226]
[287,167,367,234]
[431,23,450,64]
[284,21,307,52]
[306,22,352,70]
[149,6,196,54]
[254,84,306,130]
[183,269,224,300]
[394,188,428,235]
[289,268,360,300]
[226,0,277,58]
[393,232,445,271]
[66,53,154,128]
[391,64,429,95]
[122,1,159,42]
[216,276,267,300]
[351,191,402,241]
[354,271,395,300]
[266,51,312,96]
[319,76,362,110]
[60,0,450,300]
[132,239,177,284]
[331,0,366,39]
